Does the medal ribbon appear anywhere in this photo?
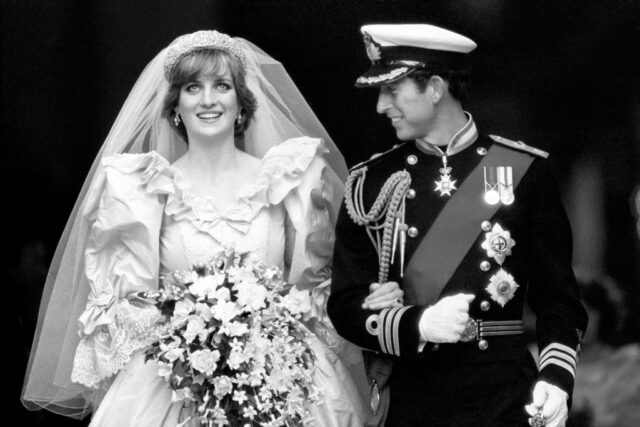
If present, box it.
[403,144,535,306]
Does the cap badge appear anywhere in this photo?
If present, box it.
[481,223,515,265]
[363,32,382,63]
[486,268,519,307]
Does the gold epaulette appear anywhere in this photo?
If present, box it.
[489,135,549,159]
[349,142,409,171]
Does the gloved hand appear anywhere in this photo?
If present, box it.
[525,381,568,427]
[362,282,404,310]
[418,293,475,343]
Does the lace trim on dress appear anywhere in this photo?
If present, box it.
[72,299,165,389]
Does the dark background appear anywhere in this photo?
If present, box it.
[4,1,639,425]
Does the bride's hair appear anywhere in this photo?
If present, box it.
[161,49,258,145]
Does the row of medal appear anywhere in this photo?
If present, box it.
[431,149,515,207]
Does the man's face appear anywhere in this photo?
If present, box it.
[376,76,433,140]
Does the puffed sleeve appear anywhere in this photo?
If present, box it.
[71,152,175,388]
[527,159,588,395]
[258,137,343,288]
[259,137,370,400]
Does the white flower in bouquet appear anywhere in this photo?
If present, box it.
[235,281,268,311]
[212,375,234,399]
[227,265,260,284]
[211,300,240,323]
[157,361,173,380]
[189,275,221,299]
[227,347,248,370]
[171,387,194,403]
[164,347,185,363]
[184,315,207,344]
[189,349,220,376]
[195,302,213,322]
[232,389,248,404]
[211,286,231,302]
[172,299,195,327]
[211,402,228,425]
[222,321,249,337]
[282,286,312,317]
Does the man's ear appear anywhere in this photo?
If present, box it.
[429,75,446,103]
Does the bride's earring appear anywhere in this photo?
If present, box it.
[173,112,181,127]
[235,110,242,126]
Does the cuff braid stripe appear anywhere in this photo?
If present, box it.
[378,309,391,354]
[540,359,576,378]
[377,306,411,356]
[539,343,577,378]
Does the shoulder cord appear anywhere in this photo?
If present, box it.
[345,166,411,283]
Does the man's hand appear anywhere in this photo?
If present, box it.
[418,293,475,343]
[362,282,404,310]
[525,381,568,427]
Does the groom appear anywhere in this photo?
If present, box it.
[328,24,587,426]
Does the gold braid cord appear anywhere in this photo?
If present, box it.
[345,166,411,283]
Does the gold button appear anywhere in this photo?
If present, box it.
[406,189,416,199]
[480,261,491,272]
[407,155,418,165]
[480,300,490,312]
[407,227,418,238]
[476,147,488,156]
[431,344,440,351]
[481,221,492,231]
[478,339,489,350]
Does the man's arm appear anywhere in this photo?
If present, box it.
[328,202,426,357]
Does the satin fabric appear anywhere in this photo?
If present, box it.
[74,138,366,426]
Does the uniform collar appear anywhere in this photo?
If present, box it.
[415,112,478,157]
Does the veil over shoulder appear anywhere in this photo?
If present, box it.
[22,34,348,419]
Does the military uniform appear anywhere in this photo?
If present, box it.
[328,118,588,425]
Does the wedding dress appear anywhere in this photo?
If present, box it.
[72,138,367,426]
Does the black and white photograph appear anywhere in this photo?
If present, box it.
[5,1,639,426]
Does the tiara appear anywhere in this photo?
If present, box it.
[163,30,247,79]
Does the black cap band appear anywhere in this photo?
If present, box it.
[378,45,468,70]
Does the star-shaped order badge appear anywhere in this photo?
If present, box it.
[486,268,519,307]
[434,174,457,196]
[481,223,515,265]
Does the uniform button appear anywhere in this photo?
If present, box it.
[476,147,488,156]
[407,227,419,238]
[478,339,489,350]
[406,154,418,165]
[480,261,491,272]
[481,221,492,231]
[406,188,416,199]
[480,300,491,312]
[431,344,440,351]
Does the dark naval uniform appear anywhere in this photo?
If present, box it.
[328,121,588,426]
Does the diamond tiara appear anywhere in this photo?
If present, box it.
[163,30,247,80]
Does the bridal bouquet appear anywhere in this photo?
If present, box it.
[144,250,320,426]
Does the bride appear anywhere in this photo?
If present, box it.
[21,30,402,426]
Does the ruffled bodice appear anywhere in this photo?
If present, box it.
[71,137,345,389]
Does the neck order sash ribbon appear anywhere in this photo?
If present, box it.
[403,144,535,306]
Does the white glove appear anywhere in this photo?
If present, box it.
[362,282,404,310]
[418,293,475,343]
[525,381,568,427]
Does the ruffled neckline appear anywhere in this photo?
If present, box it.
[140,137,325,235]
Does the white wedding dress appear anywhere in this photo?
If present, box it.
[71,137,368,426]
